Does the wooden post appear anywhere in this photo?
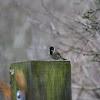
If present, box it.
[10,61,71,100]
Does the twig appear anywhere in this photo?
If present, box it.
[91,60,100,62]
[76,88,83,100]
[59,41,100,56]
[76,33,96,58]
[72,84,100,91]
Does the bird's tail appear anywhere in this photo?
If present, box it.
[61,57,67,60]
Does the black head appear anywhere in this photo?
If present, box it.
[50,46,54,50]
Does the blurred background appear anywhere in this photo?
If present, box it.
[0,0,100,100]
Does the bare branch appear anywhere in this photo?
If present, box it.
[72,84,100,91]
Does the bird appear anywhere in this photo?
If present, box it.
[49,46,67,60]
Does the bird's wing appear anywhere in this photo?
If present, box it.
[55,49,62,57]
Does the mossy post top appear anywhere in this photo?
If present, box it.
[10,61,71,100]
